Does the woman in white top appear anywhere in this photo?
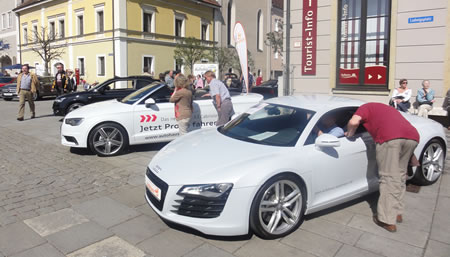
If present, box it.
[390,79,412,112]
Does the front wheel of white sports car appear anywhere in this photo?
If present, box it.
[250,173,306,239]
[411,139,445,186]
[88,123,129,157]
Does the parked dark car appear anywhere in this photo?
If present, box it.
[251,79,278,99]
[0,77,16,88]
[52,76,157,116]
[223,73,242,92]
[1,77,57,101]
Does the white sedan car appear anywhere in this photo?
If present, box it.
[145,95,446,239]
[61,82,263,156]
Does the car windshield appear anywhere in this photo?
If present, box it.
[219,103,315,147]
[121,82,163,105]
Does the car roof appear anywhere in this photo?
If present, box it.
[265,94,366,113]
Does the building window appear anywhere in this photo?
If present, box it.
[175,18,184,38]
[201,23,209,41]
[227,0,235,46]
[77,14,84,36]
[77,57,85,75]
[143,56,154,74]
[97,56,105,76]
[175,59,183,72]
[143,12,153,33]
[97,10,104,32]
[2,13,6,29]
[23,27,28,44]
[8,12,12,28]
[49,21,55,40]
[337,0,391,89]
[257,10,263,51]
[59,20,64,38]
[32,24,38,42]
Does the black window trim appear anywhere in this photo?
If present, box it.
[335,0,392,92]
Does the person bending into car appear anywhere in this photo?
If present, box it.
[203,70,235,126]
[345,103,419,233]
[16,64,39,121]
[170,74,193,135]
[312,112,344,138]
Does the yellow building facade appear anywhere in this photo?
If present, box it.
[15,0,218,83]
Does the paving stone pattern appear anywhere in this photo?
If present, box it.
[0,99,449,256]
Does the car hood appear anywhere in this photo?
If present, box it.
[148,128,285,187]
[65,99,131,118]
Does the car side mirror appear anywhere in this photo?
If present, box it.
[145,98,156,107]
[315,134,340,148]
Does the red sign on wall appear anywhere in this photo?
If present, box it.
[302,0,318,75]
[364,66,387,85]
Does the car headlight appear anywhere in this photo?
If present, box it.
[178,183,233,198]
[55,97,66,103]
[65,118,84,126]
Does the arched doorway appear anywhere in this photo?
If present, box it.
[0,55,12,68]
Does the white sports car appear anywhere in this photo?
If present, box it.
[145,95,446,239]
[61,82,263,156]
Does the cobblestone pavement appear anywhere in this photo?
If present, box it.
[0,98,449,257]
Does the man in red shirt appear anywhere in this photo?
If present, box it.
[346,103,419,232]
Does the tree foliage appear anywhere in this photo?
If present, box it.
[210,47,254,76]
[29,26,65,75]
[265,22,283,57]
[173,37,211,74]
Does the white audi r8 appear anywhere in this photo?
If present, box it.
[61,82,263,156]
[145,95,446,239]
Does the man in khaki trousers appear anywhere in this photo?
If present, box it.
[346,103,419,233]
[16,64,39,121]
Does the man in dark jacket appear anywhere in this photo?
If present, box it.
[52,63,67,95]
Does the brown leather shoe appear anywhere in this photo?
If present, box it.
[373,216,397,232]
[397,215,403,223]
[17,117,24,121]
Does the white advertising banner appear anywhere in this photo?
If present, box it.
[233,22,248,93]
[193,63,219,78]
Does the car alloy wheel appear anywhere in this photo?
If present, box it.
[67,103,84,114]
[413,139,445,185]
[89,123,128,157]
[250,174,306,239]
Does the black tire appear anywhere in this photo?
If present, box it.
[3,98,12,101]
[88,122,129,157]
[411,139,445,186]
[250,173,306,239]
[66,102,85,114]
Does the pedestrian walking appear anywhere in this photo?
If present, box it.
[416,80,435,118]
[346,103,420,232]
[203,70,235,126]
[16,64,39,121]
[66,70,77,93]
[52,63,67,95]
[170,74,193,135]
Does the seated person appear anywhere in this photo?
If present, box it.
[416,80,435,118]
[390,79,411,112]
[313,112,345,138]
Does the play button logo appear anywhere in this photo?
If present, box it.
[364,66,387,85]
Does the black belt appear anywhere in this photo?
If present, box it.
[20,89,30,91]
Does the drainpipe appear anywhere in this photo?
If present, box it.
[112,0,116,77]
[283,0,291,96]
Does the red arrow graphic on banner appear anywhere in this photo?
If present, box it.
[140,114,157,123]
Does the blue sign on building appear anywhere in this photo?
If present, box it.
[408,16,434,24]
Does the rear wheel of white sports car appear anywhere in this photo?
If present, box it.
[88,123,128,157]
[412,139,445,186]
[250,173,306,239]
